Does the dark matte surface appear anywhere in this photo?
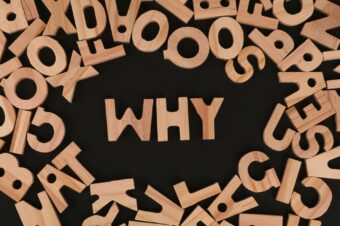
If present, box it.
[0,0,340,225]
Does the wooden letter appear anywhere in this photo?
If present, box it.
[306,146,340,180]
[287,214,321,226]
[174,181,221,208]
[238,151,280,193]
[208,175,258,221]
[155,0,193,23]
[1,67,48,110]
[209,17,244,60]
[77,40,126,66]
[273,0,314,26]
[191,98,223,140]
[9,110,31,155]
[136,186,184,225]
[301,0,340,50]
[105,0,141,43]
[82,203,118,226]
[291,177,332,219]
[0,0,28,34]
[292,125,333,159]
[249,29,294,64]
[9,18,46,57]
[193,0,237,20]
[278,72,326,107]
[263,104,296,152]
[225,46,265,83]
[0,31,22,79]
[52,142,95,186]
[71,0,107,40]
[278,39,323,72]
[239,214,283,226]
[164,27,209,69]
[90,179,137,212]
[15,191,61,226]
[20,0,39,21]
[27,36,67,76]
[132,10,169,52]
[236,0,279,30]
[276,158,301,204]
[27,107,65,153]
[105,99,153,141]
[0,95,16,138]
[181,206,218,226]
[286,91,335,133]
[0,153,33,201]
[46,51,99,103]
[327,90,340,132]
[156,97,190,141]
[42,0,76,36]
[38,164,86,213]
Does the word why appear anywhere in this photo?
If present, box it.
[105,97,224,142]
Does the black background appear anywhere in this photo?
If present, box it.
[0,0,340,225]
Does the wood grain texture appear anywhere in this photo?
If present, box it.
[190,98,223,140]
[16,191,61,226]
[306,145,340,180]
[52,142,95,186]
[287,214,321,226]
[249,29,294,64]
[27,107,65,153]
[0,153,34,202]
[0,0,28,34]
[239,214,283,226]
[291,177,332,219]
[136,185,184,225]
[132,10,169,52]
[225,45,265,83]
[82,203,119,226]
[209,17,244,60]
[278,72,326,107]
[192,0,237,20]
[71,0,107,40]
[27,36,67,76]
[301,0,340,49]
[20,0,39,21]
[0,95,16,138]
[1,67,48,110]
[327,90,340,132]
[9,110,31,155]
[181,206,218,226]
[105,98,153,141]
[276,158,301,204]
[78,39,126,66]
[105,0,141,43]
[236,0,279,30]
[155,0,193,23]
[9,18,46,57]
[156,97,190,141]
[292,125,333,159]
[174,181,221,209]
[208,175,258,221]
[46,51,99,103]
[38,164,86,213]
[273,0,314,26]
[42,0,76,36]
[164,27,209,69]
[238,151,280,193]
[278,39,323,72]
[286,90,335,133]
[90,178,137,212]
[263,103,296,151]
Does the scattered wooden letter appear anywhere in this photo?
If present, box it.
[174,181,221,208]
